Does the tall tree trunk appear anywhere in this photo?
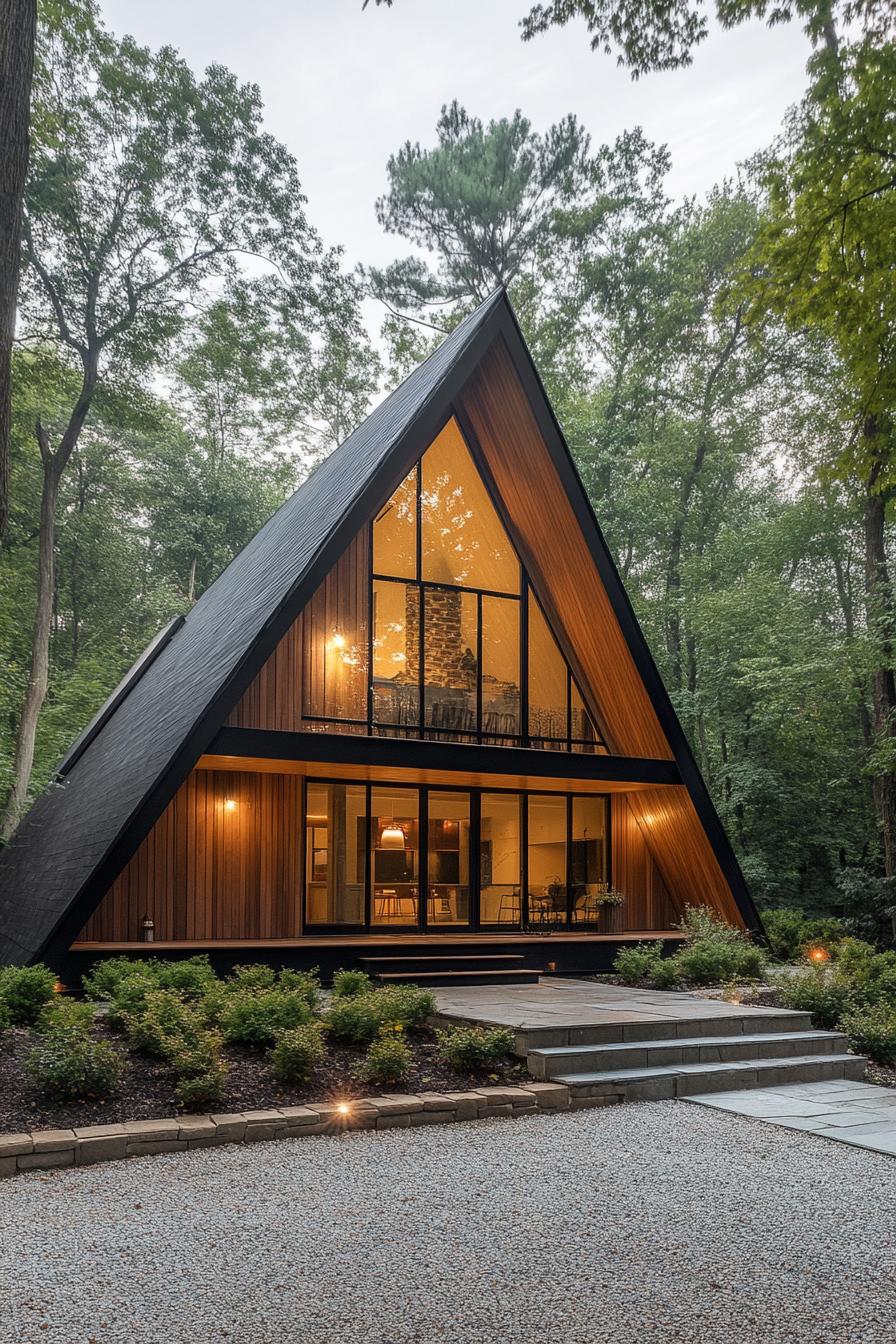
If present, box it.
[0,357,97,841]
[0,0,36,540]
[0,432,61,839]
[863,442,896,877]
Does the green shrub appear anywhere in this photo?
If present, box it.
[613,941,664,986]
[762,909,849,963]
[358,1026,412,1084]
[0,964,58,1025]
[837,945,896,1005]
[777,966,851,1029]
[670,937,765,987]
[372,983,436,1030]
[839,1001,896,1066]
[324,994,382,1047]
[126,989,207,1059]
[276,968,320,1010]
[331,969,373,999]
[154,956,217,999]
[35,997,95,1035]
[229,963,277,991]
[434,1024,516,1071]
[175,1069,225,1112]
[168,1031,228,1111]
[0,997,11,1034]
[269,1022,326,1084]
[82,956,159,1000]
[219,988,311,1047]
[649,955,683,990]
[106,973,160,1031]
[26,1027,125,1102]
[835,937,878,974]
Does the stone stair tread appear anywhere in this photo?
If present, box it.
[550,1053,861,1086]
[529,1029,845,1059]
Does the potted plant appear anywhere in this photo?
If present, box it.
[598,888,626,934]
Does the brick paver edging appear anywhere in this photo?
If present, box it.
[0,1082,612,1177]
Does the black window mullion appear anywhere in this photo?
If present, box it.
[476,592,483,743]
[566,793,573,929]
[521,792,529,931]
[364,783,372,930]
[471,791,481,931]
[521,576,530,747]
[419,787,428,931]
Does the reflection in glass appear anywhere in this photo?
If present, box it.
[423,588,478,739]
[421,419,519,593]
[479,793,522,925]
[427,792,471,925]
[571,796,608,925]
[571,680,606,754]
[373,467,417,580]
[370,787,419,925]
[481,596,521,742]
[372,580,419,730]
[528,594,568,747]
[304,782,366,925]
[527,794,568,927]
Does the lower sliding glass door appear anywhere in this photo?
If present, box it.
[427,791,471,927]
[370,786,420,927]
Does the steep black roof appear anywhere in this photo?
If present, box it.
[0,291,507,964]
[0,287,759,965]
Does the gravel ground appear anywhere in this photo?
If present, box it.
[2,1102,896,1344]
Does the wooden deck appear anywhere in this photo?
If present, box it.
[72,930,684,952]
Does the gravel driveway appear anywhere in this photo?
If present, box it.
[2,1101,895,1344]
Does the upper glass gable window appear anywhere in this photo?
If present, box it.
[373,418,520,594]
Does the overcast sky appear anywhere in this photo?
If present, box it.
[104,0,812,284]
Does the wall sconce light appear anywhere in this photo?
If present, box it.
[328,631,346,652]
[223,798,238,813]
[381,823,405,850]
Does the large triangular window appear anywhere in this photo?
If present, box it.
[305,416,607,754]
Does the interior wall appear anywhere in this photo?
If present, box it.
[76,769,303,943]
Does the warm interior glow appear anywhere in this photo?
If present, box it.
[380,824,406,850]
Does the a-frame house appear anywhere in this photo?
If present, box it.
[0,291,760,981]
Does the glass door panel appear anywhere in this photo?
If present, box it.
[304,782,366,926]
[571,796,608,926]
[370,787,419,926]
[480,792,522,926]
[527,794,568,929]
[427,792,471,926]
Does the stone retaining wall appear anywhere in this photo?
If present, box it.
[0,1082,613,1178]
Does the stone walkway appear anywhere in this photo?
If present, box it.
[687,1078,896,1157]
[432,976,805,1048]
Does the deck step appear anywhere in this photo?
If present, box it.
[375,967,542,987]
[361,954,527,973]
[552,1053,866,1101]
[527,1030,848,1078]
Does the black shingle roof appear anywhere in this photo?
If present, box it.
[0,290,507,964]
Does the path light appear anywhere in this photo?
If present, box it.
[53,979,65,995]
[807,946,830,964]
[336,1102,351,1117]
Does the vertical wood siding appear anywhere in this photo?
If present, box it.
[612,794,679,930]
[227,530,369,732]
[77,770,303,942]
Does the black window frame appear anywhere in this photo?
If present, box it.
[301,777,612,934]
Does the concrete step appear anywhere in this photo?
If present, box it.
[527,1030,847,1078]
[510,1010,814,1055]
[553,1053,866,1103]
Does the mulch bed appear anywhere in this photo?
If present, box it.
[0,1021,529,1133]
